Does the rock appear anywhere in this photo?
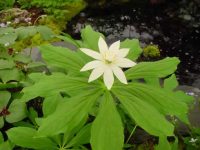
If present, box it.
[193,78,200,89]
[140,32,153,42]
[22,41,77,61]
[183,14,192,21]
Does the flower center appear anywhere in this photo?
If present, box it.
[104,51,116,64]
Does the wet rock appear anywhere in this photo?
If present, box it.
[122,25,140,38]
[22,41,77,61]
[140,32,153,42]
[193,78,200,89]
[183,14,192,21]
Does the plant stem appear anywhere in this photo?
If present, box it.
[125,125,137,144]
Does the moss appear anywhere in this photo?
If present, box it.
[38,16,64,34]
[143,44,160,58]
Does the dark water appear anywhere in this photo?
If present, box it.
[67,0,200,86]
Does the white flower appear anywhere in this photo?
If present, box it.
[80,37,136,90]
[189,138,198,143]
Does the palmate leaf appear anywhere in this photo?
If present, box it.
[7,127,57,150]
[21,73,98,102]
[125,57,180,80]
[36,90,103,137]
[39,44,86,74]
[91,92,124,150]
[113,88,174,136]
[114,83,190,124]
[67,123,92,148]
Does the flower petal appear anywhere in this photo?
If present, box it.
[112,66,127,84]
[118,48,129,58]
[80,48,101,60]
[103,68,114,90]
[116,58,136,68]
[88,65,105,82]
[98,36,108,54]
[80,60,102,71]
[109,40,120,52]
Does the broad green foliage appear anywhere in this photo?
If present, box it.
[91,92,124,150]
[125,57,180,79]
[7,127,58,150]
[0,0,15,11]
[0,26,54,51]
[18,0,86,21]
[3,25,193,150]
[0,91,27,128]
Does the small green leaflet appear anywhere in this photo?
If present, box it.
[126,57,180,80]
[113,88,174,136]
[91,92,124,150]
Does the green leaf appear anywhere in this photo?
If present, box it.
[173,91,194,104]
[7,127,57,150]
[28,107,38,126]
[155,136,171,150]
[6,100,27,123]
[43,94,64,117]
[0,132,3,143]
[0,60,15,69]
[0,91,11,108]
[164,74,178,91]
[0,117,4,129]
[0,33,17,45]
[0,68,23,83]
[21,73,96,102]
[26,62,46,69]
[81,25,104,50]
[36,26,54,40]
[0,27,14,35]
[120,39,142,60]
[0,83,19,90]
[113,88,174,136]
[39,44,85,74]
[67,123,92,148]
[171,137,178,150]
[0,141,12,150]
[36,90,102,137]
[144,77,160,88]
[126,57,180,80]
[16,26,37,40]
[13,54,32,64]
[91,92,124,150]
[115,83,189,124]
[57,35,80,47]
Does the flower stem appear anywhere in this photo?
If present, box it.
[125,125,137,144]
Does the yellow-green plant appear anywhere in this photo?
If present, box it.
[6,26,193,150]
